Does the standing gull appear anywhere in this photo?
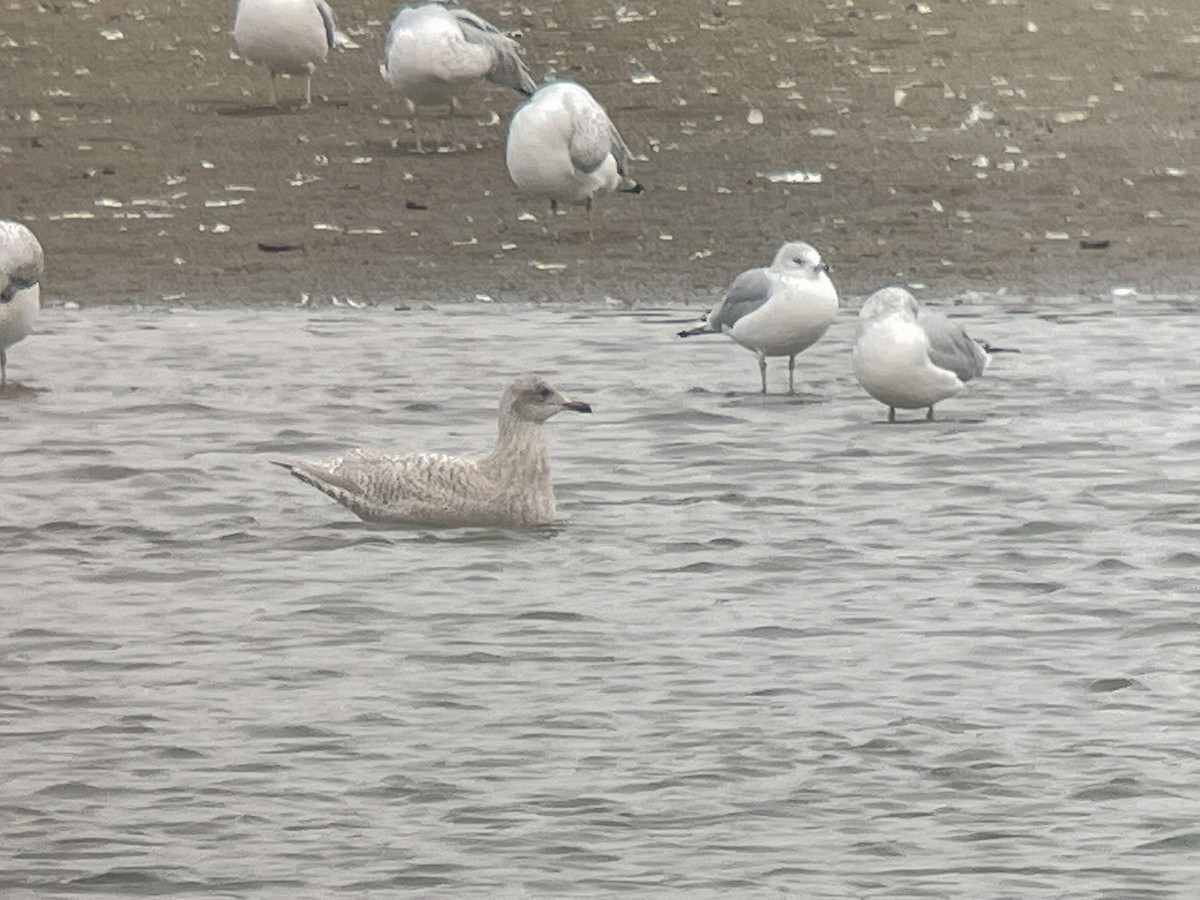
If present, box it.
[506,80,643,240]
[678,241,839,393]
[852,286,1009,422]
[273,374,592,528]
[233,0,340,107]
[380,2,535,153]
[0,220,44,387]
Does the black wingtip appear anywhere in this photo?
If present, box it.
[677,327,705,339]
[620,181,645,195]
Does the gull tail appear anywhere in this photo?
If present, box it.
[272,459,371,520]
[619,180,645,195]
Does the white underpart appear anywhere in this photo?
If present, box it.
[853,313,965,410]
[234,0,331,76]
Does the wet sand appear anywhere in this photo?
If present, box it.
[2,0,1198,305]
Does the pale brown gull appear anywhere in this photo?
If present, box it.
[273,373,592,527]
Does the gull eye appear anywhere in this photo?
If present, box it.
[537,386,553,399]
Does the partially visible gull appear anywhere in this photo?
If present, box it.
[0,220,44,387]
[852,286,1013,422]
[678,241,839,393]
[506,80,643,240]
[380,2,535,153]
[274,373,592,528]
[233,0,340,107]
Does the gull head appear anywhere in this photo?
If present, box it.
[503,373,592,423]
[0,221,44,293]
[859,286,921,322]
[0,268,39,304]
[772,241,830,279]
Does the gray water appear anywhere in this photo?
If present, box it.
[2,299,1199,898]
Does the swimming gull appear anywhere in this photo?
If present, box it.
[233,0,340,107]
[0,220,44,386]
[506,80,643,240]
[852,286,1011,422]
[273,373,592,527]
[380,2,535,153]
[677,240,839,393]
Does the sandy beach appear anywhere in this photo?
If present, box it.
[2,0,1198,305]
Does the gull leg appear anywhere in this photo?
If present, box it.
[757,352,768,393]
[1,349,7,386]
[549,199,560,241]
[586,197,595,241]
[887,406,896,423]
[445,98,463,149]
[405,100,424,154]
[787,355,796,394]
[926,406,936,421]
[304,75,313,107]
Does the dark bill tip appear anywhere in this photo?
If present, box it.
[562,400,593,414]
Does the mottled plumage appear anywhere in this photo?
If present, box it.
[233,0,339,106]
[0,220,44,386]
[677,241,839,393]
[381,2,535,152]
[274,374,592,527]
[506,80,642,239]
[853,286,994,422]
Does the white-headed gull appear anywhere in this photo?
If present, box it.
[678,241,839,393]
[0,220,44,386]
[852,286,1012,422]
[380,2,535,152]
[506,80,642,240]
[233,0,340,107]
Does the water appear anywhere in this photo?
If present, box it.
[3,299,1199,898]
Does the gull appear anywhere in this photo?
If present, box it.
[380,2,535,153]
[273,373,592,528]
[506,80,643,240]
[852,286,1012,422]
[233,0,340,107]
[0,220,44,387]
[677,241,839,393]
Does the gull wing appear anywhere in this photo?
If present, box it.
[706,267,772,333]
[568,103,632,177]
[276,449,501,523]
[919,308,988,382]
[315,0,337,49]
[452,7,536,95]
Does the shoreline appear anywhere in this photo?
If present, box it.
[3,0,1198,304]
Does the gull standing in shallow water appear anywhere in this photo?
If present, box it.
[506,80,643,240]
[853,286,1010,422]
[274,374,592,528]
[380,2,535,153]
[677,241,839,393]
[233,0,339,107]
[0,220,44,387]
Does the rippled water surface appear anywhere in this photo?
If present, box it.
[3,300,1200,898]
